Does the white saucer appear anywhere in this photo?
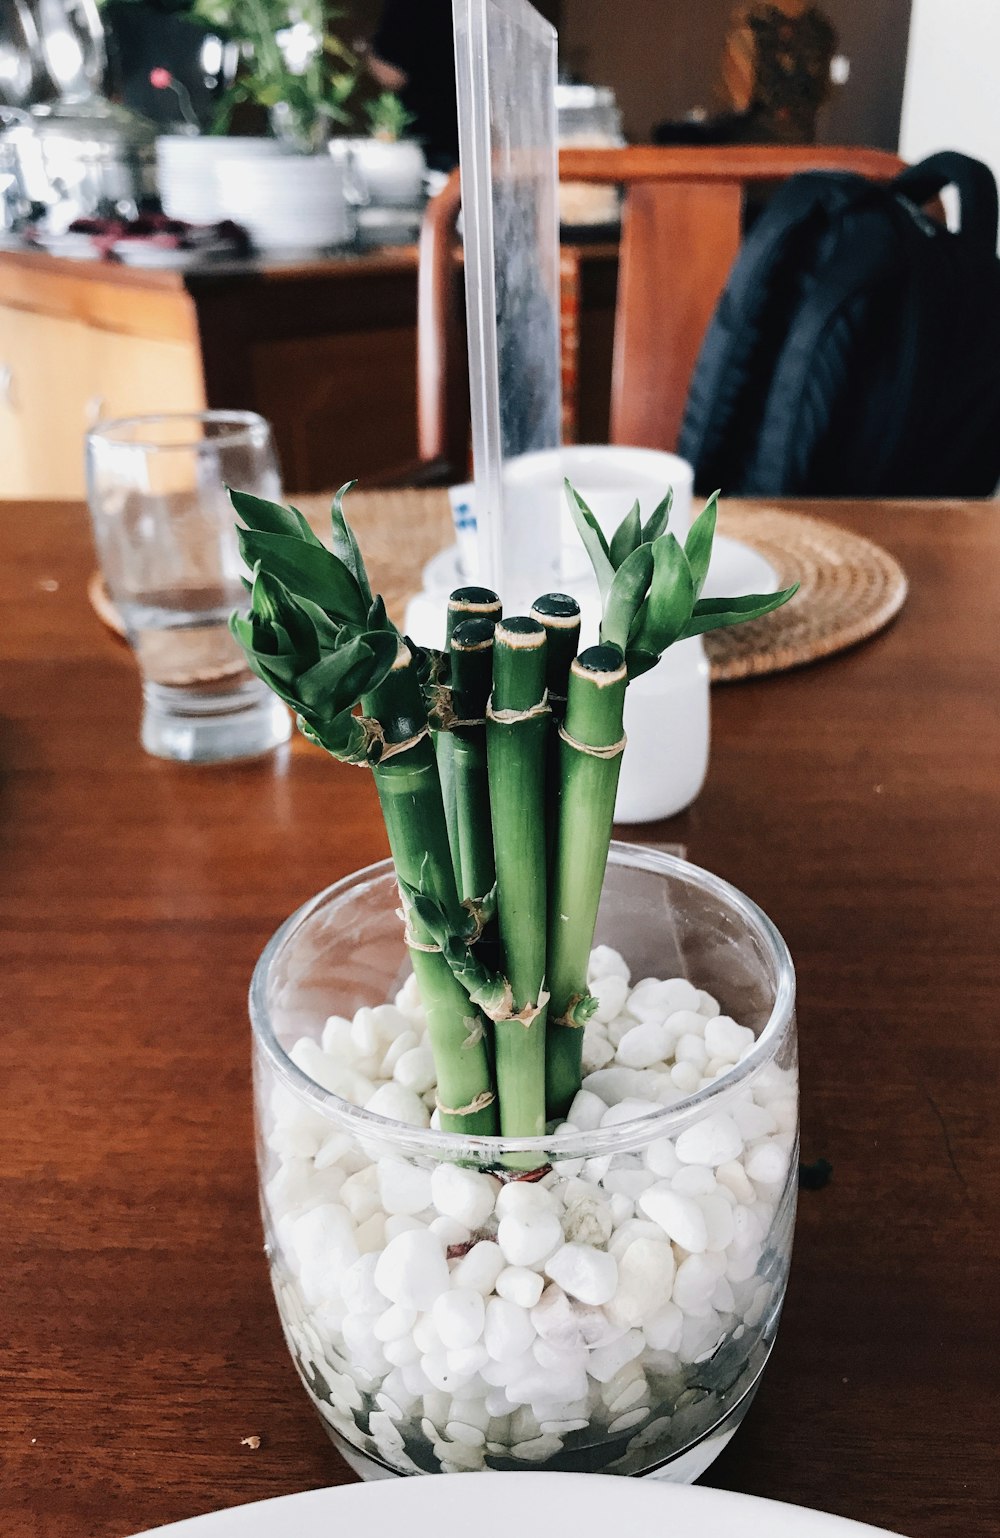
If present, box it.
[418,534,779,605]
[130,1471,907,1538]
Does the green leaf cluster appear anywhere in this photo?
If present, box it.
[229,484,397,761]
[566,482,798,679]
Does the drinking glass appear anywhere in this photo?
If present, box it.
[86,411,292,763]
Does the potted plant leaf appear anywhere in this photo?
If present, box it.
[349,90,425,209]
[155,0,359,247]
[237,480,801,1482]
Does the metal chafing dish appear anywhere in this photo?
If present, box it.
[0,0,158,223]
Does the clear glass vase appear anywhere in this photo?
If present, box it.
[251,844,798,1482]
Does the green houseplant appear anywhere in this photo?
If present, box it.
[238,481,801,1480]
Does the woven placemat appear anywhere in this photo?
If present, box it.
[296,489,909,682]
[91,489,908,682]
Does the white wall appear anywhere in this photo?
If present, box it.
[900,0,1000,193]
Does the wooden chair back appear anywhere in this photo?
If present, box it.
[418,144,906,475]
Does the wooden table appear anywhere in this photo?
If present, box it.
[3,499,998,1538]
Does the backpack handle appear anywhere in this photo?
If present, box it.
[894,151,999,253]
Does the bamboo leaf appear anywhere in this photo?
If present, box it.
[680,583,800,638]
[296,632,396,714]
[608,499,643,570]
[601,543,655,652]
[627,533,696,667]
[229,487,322,547]
[641,486,673,544]
[237,527,368,625]
[565,480,615,602]
[622,647,660,680]
[330,480,373,604]
[684,491,719,600]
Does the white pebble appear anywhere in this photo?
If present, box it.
[643,1137,680,1178]
[497,1209,563,1268]
[544,1243,618,1306]
[429,1215,471,1247]
[716,1158,756,1203]
[609,1406,650,1434]
[290,1039,374,1104]
[675,1112,744,1167]
[339,1250,382,1315]
[373,1303,417,1342]
[670,1061,701,1095]
[583,1067,652,1106]
[705,1015,756,1062]
[495,1180,556,1219]
[379,1029,419,1077]
[364,1082,431,1128]
[511,1433,564,1461]
[447,1342,489,1375]
[581,1024,616,1072]
[591,973,631,1023]
[615,1021,670,1068]
[745,1139,790,1185]
[638,1185,708,1254]
[608,1218,665,1261]
[629,978,700,1019]
[432,1287,486,1349]
[320,1015,356,1058]
[588,945,631,984]
[644,1301,683,1351]
[586,1328,645,1383]
[394,1043,437,1094]
[496,1266,545,1308]
[673,1253,724,1312]
[700,1192,736,1251]
[431,1164,499,1229]
[674,1033,708,1069]
[670,1164,717,1196]
[600,1097,661,1128]
[566,1089,608,1132]
[354,1212,387,1254]
[377,1159,432,1217]
[484,1297,537,1360]
[606,1237,675,1328]
[451,1240,506,1295]
[351,1008,382,1059]
[374,1229,450,1310]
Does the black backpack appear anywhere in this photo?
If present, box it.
[678,152,1000,497]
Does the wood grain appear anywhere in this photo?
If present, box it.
[1,499,998,1537]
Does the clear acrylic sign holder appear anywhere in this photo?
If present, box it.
[453,0,562,609]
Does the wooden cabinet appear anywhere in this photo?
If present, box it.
[0,244,617,499]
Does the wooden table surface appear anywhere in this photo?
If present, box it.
[3,499,998,1538]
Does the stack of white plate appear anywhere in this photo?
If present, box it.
[214,150,354,253]
[155,135,284,226]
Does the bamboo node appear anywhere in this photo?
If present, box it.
[551,991,594,1028]
[378,724,431,762]
[486,692,552,726]
[557,723,627,760]
[436,1089,496,1118]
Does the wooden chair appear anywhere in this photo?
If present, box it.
[417,144,906,479]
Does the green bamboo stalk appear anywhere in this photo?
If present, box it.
[546,644,628,1118]
[530,592,581,874]
[363,643,498,1137]
[530,592,581,721]
[449,616,497,903]
[438,587,502,887]
[486,618,551,1142]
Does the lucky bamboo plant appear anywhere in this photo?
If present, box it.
[231,481,796,1138]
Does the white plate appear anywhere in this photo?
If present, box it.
[129,1472,907,1538]
[418,534,779,606]
[701,533,779,601]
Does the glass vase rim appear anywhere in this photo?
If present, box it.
[87,409,273,454]
[250,841,796,1162]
